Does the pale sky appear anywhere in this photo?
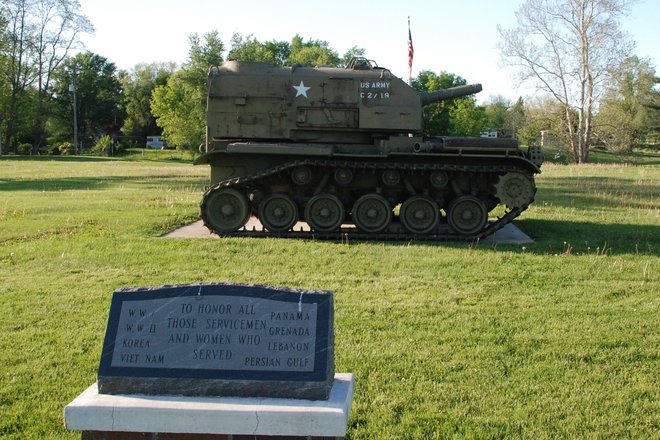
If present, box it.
[77,0,659,103]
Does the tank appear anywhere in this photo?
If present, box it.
[195,58,543,240]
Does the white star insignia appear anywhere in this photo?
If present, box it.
[293,81,311,98]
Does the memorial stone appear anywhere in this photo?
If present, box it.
[97,283,334,400]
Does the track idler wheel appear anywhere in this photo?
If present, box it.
[400,196,440,234]
[447,195,488,235]
[305,194,345,232]
[352,194,392,233]
[494,172,535,208]
[201,187,251,233]
[258,193,298,232]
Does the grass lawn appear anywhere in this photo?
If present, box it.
[0,152,658,439]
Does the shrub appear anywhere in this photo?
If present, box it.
[47,145,60,155]
[92,135,112,155]
[58,142,75,155]
[18,143,33,155]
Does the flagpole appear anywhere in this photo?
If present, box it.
[407,16,414,85]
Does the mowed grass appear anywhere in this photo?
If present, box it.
[0,154,658,439]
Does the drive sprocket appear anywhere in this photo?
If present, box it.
[494,172,535,208]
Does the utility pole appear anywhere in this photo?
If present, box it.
[69,78,78,154]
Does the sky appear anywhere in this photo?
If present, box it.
[77,0,659,104]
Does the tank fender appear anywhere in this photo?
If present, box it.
[194,142,336,165]
[505,156,542,174]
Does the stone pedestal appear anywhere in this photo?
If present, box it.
[65,374,354,440]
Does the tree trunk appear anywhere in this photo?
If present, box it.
[565,107,579,162]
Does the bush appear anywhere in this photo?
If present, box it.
[18,143,33,155]
[47,145,60,155]
[58,142,74,155]
[92,135,112,155]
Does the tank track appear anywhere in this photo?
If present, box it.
[200,158,535,242]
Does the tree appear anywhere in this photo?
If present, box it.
[120,62,176,146]
[483,96,512,137]
[151,31,224,149]
[498,0,635,163]
[1,0,34,151]
[288,35,340,67]
[0,12,10,155]
[51,52,123,147]
[227,33,290,66]
[0,0,92,152]
[594,56,660,152]
[481,96,528,139]
[508,97,527,140]
[449,98,486,136]
[228,33,363,68]
[188,30,223,68]
[31,0,93,150]
[412,70,484,136]
[150,71,206,149]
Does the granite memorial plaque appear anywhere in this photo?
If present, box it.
[97,283,334,400]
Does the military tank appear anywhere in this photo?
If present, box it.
[195,58,543,240]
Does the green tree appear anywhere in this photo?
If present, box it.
[517,100,551,147]
[288,35,340,67]
[508,97,526,140]
[189,30,224,68]
[481,96,527,139]
[151,31,224,149]
[51,52,123,147]
[0,11,9,155]
[594,56,660,152]
[121,62,176,146]
[228,33,290,65]
[228,33,363,68]
[0,0,92,152]
[449,98,486,136]
[483,96,511,136]
[150,72,206,149]
[412,70,483,136]
[516,97,574,157]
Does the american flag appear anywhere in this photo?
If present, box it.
[408,17,414,84]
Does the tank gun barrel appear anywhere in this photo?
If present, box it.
[419,83,483,106]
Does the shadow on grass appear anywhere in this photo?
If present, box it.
[589,150,660,166]
[0,176,119,191]
[393,219,658,255]
[517,218,659,255]
[0,175,205,192]
[0,155,118,163]
[0,154,197,165]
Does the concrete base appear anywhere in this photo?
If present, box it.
[163,219,534,245]
[65,373,354,439]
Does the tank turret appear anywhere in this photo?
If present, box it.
[197,58,542,240]
[204,59,483,146]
